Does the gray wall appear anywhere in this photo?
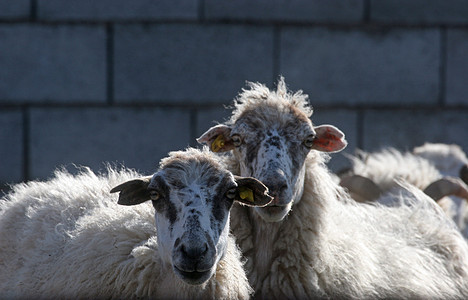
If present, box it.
[1,0,468,186]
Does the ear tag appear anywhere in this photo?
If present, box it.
[238,186,254,202]
[211,134,225,152]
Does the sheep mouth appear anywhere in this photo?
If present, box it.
[264,205,286,213]
[174,266,213,285]
[255,204,290,222]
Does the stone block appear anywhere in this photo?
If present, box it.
[0,25,106,103]
[29,107,191,179]
[280,27,440,106]
[114,24,274,103]
[196,106,233,139]
[446,29,468,106]
[371,0,468,24]
[0,110,23,183]
[362,110,468,154]
[37,0,198,21]
[0,0,30,19]
[205,0,364,23]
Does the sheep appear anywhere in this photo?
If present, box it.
[340,145,468,236]
[413,142,468,184]
[198,77,468,299]
[0,147,272,299]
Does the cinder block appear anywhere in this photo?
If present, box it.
[311,108,358,172]
[0,25,106,103]
[0,0,30,19]
[362,110,468,153]
[37,0,198,21]
[205,0,364,23]
[114,24,274,103]
[280,28,440,106]
[446,29,468,106]
[29,107,191,179]
[371,0,468,24]
[0,110,23,183]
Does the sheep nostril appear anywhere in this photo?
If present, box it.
[279,184,287,193]
[181,243,208,259]
[268,183,287,197]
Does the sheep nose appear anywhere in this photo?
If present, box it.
[181,243,208,259]
[267,182,288,197]
[265,171,288,197]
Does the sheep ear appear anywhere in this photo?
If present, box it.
[424,177,468,201]
[233,176,273,207]
[197,124,235,153]
[312,125,347,153]
[110,176,152,206]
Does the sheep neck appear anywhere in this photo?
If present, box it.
[230,154,333,298]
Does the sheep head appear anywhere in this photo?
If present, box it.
[198,78,347,222]
[111,148,272,285]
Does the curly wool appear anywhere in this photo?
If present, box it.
[346,145,468,239]
[218,78,468,299]
[229,77,314,125]
[413,143,468,178]
[348,147,442,191]
[229,152,468,299]
[0,167,252,300]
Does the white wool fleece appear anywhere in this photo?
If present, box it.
[0,167,252,300]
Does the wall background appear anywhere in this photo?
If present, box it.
[1,0,467,188]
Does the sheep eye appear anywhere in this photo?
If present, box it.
[225,188,237,200]
[149,190,160,201]
[231,134,242,147]
[303,134,316,148]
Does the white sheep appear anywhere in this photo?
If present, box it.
[198,78,468,299]
[341,145,468,236]
[0,148,272,299]
[413,142,468,184]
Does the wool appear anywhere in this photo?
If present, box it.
[0,161,252,299]
[348,148,442,191]
[230,151,468,299]
[200,78,468,299]
[414,143,468,178]
[345,145,468,239]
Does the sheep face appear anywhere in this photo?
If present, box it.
[230,106,315,222]
[198,106,346,222]
[111,149,272,285]
[198,78,347,222]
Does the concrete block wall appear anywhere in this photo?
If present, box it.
[1,0,467,187]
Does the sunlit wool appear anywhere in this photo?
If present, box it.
[0,149,256,299]
[200,78,468,299]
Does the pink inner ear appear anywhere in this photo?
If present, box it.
[313,125,347,153]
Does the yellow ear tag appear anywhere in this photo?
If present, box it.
[211,134,225,152]
[238,186,254,203]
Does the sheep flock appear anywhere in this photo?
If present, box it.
[1,77,468,299]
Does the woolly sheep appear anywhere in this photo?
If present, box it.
[413,142,468,184]
[198,78,468,299]
[0,148,272,299]
[341,146,468,236]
